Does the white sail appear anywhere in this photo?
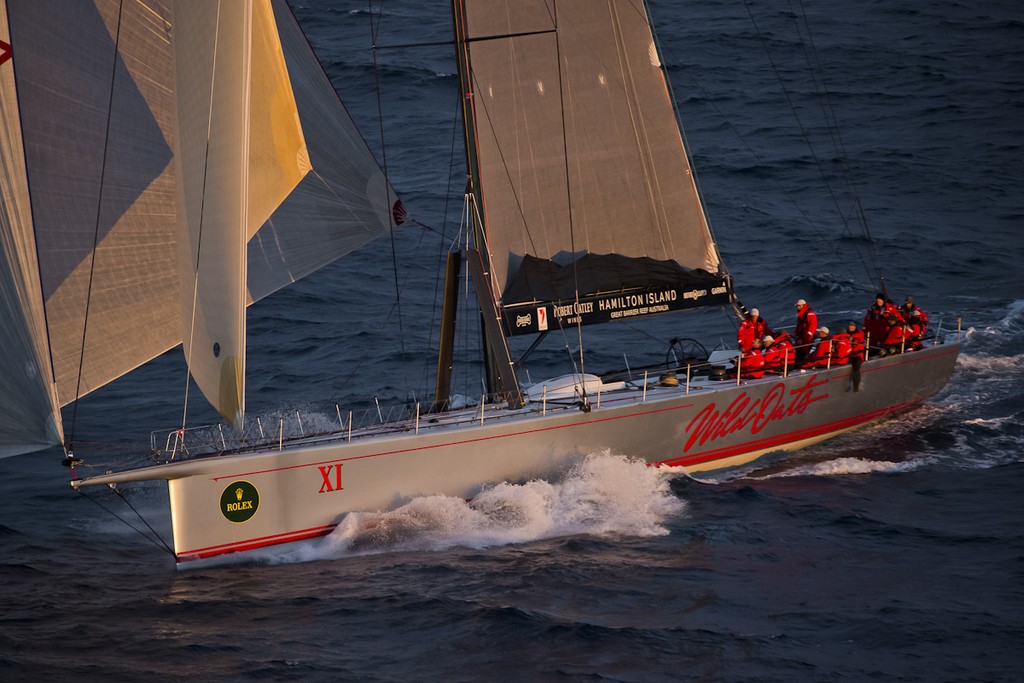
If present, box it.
[0,5,63,456]
[246,0,400,303]
[173,0,311,429]
[8,0,181,416]
[0,0,399,457]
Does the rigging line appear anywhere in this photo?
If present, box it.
[740,0,878,285]
[326,222,435,406]
[791,0,882,283]
[741,2,855,231]
[782,3,879,287]
[112,487,175,555]
[419,98,462,396]
[67,0,125,450]
[550,1,587,401]
[181,0,227,434]
[75,488,175,557]
[655,43,872,289]
[368,1,407,372]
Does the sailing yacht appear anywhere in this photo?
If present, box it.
[0,0,958,563]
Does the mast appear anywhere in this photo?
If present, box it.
[450,0,522,408]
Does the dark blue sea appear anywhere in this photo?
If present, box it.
[2,1,1022,680]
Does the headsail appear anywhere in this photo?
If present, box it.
[457,0,729,334]
[0,0,401,456]
[2,0,180,450]
[246,0,401,303]
[0,5,63,456]
[173,0,310,428]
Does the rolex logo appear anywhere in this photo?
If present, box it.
[221,481,259,523]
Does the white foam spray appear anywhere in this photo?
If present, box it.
[759,456,926,478]
[272,452,685,564]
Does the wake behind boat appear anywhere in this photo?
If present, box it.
[0,0,959,564]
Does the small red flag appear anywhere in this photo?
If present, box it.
[0,39,11,67]
[392,199,408,226]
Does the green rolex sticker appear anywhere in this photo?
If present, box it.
[220,480,259,523]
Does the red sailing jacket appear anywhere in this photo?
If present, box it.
[795,305,818,348]
[830,333,852,365]
[864,301,903,347]
[846,328,866,361]
[737,316,770,352]
[738,348,766,378]
[802,337,833,369]
[904,320,924,348]
[900,304,929,333]
[881,321,906,349]
[771,331,797,370]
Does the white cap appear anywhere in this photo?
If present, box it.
[818,326,829,335]
[796,299,806,307]
[763,335,774,344]
[750,308,760,317]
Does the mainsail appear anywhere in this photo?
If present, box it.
[0,0,400,456]
[456,0,729,334]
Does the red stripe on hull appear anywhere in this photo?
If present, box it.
[178,524,338,562]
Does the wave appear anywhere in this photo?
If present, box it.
[758,456,925,478]
[267,453,684,565]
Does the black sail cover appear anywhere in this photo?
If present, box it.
[461,0,729,335]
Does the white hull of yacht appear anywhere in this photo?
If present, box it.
[74,342,959,563]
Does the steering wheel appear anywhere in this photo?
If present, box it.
[665,337,709,368]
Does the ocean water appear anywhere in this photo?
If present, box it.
[2,1,1023,681]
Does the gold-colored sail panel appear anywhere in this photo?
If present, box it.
[247,0,310,239]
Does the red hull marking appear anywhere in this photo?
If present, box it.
[656,397,922,468]
[211,402,696,481]
[211,456,348,482]
[177,523,338,562]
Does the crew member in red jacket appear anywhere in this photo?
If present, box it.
[878,313,906,355]
[899,296,929,336]
[737,308,770,352]
[794,299,817,363]
[737,338,766,379]
[844,321,866,392]
[801,327,834,369]
[904,310,926,350]
[864,293,903,351]
[773,331,797,371]
[829,329,852,365]
[762,335,781,373]
[845,321,866,364]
